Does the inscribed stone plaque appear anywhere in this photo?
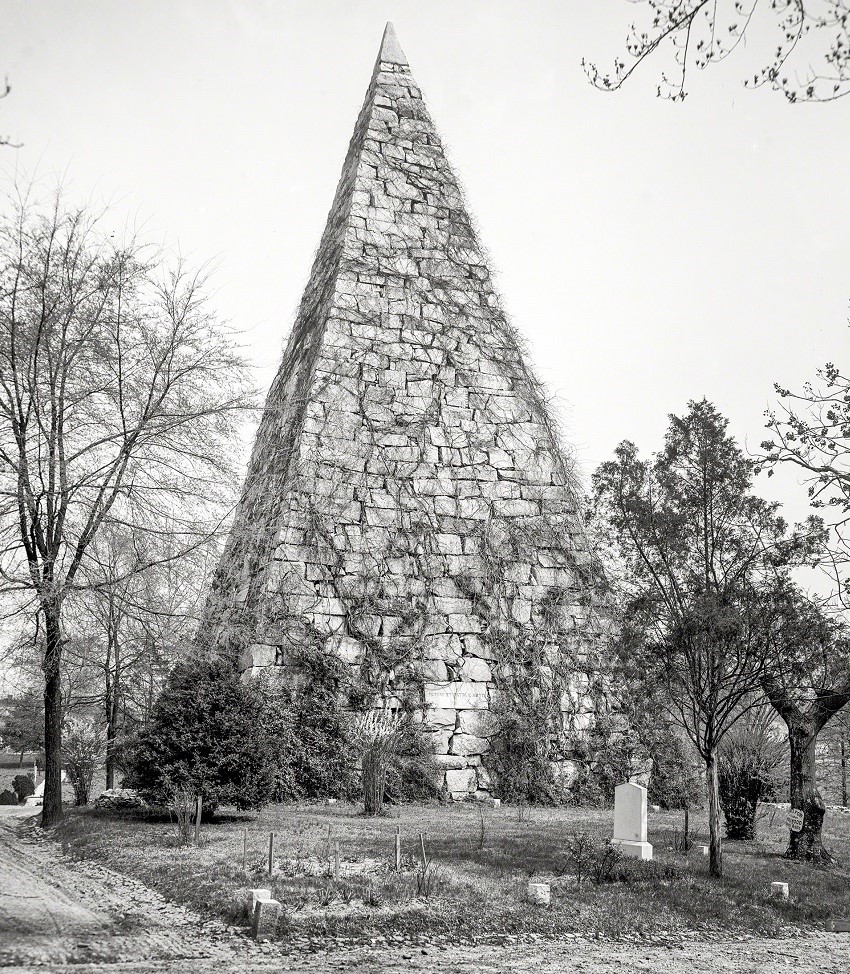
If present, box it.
[786,809,804,832]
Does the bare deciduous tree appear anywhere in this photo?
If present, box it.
[68,523,218,788]
[585,1,850,103]
[762,351,850,605]
[0,77,19,148]
[0,183,253,826]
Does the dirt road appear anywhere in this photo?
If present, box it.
[1,808,848,973]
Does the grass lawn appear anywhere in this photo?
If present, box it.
[54,800,850,944]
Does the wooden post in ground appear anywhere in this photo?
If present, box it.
[333,839,340,880]
[194,795,203,846]
[242,827,248,873]
[268,832,275,876]
[419,831,428,869]
[395,825,401,872]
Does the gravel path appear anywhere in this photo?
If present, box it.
[1,808,848,973]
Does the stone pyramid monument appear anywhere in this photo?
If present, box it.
[200,24,602,799]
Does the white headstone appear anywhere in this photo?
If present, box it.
[612,782,653,860]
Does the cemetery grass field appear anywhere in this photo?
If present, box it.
[55,802,850,943]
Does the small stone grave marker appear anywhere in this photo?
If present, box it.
[249,888,271,913]
[770,882,789,901]
[251,897,281,942]
[786,809,804,832]
[490,798,501,809]
[527,881,550,907]
[826,919,850,932]
[612,782,653,860]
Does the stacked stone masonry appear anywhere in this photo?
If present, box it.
[199,24,603,799]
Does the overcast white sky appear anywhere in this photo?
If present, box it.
[3,0,848,520]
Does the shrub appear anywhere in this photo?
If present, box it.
[718,710,785,839]
[12,774,34,802]
[127,655,280,813]
[414,860,442,898]
[563,831,596,885]
[352,710,405,815]
[63,717,107,806]
[262,649,358,802]
[485,700,564,804]
[0,788,18,805]
[567,715,703,809]
[563,833,626,884]
[167,780,199,845]
[589,840,623,884]
[383,717,438,804]
[567,722,633,806]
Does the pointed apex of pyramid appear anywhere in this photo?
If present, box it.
[378,22,408,66]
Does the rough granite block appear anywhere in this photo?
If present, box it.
[195,21,604,797]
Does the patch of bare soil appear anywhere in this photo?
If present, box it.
[0,811,259,969]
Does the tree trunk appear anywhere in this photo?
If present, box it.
[362,750,387,816]
[841,738,847,808]
[786,721,831,862]
[41,603,64,828]
[706,750,722,877]
[105,631,120,790]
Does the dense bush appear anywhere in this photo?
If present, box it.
[718,712,785,839]
[485,701,564,804]
[127,655,281,813]
[127,646,437,814]
[0,789,18,805]
[567,718,634,806]
[264,649,359,802]
[384,716,438,803]
[567,712,703,809]
[12,774,34,802]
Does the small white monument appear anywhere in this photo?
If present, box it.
[612,782,653,860]
[770,881,789,901]
[527,881,551,907]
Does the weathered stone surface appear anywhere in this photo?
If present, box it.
[456,709,489,736]
[450,733,489,756]
[196,22,602,795]
[432,754,469,771]
[444,768,477,795]
[251,897,281,942]
[459,657,491,682]
[94,789,147,812]
[527,882,551,907]
[423,707,457,730]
